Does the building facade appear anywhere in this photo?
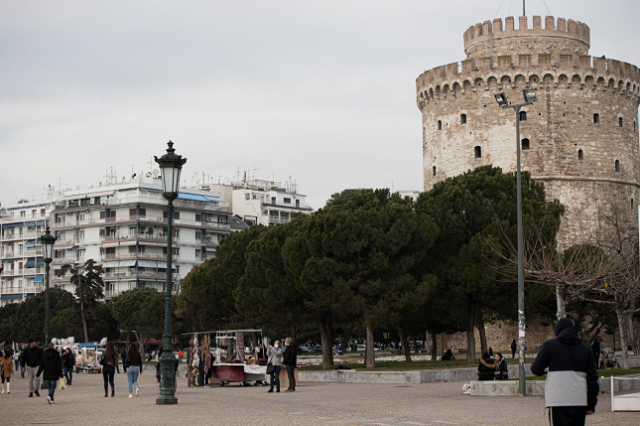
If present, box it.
[49,176,231,298]
[417,15,640,247]
[0,194,57,306]
[205,179,313,226]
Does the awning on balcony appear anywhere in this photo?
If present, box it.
[140,188,162,193]
[0,223,23,229]
[102,259,137,267]
[204,196,225,203]
[2,258,20,263]
[24,294,35,299]
[24,275,36,279]
[33,275,44,283]
[178,192,208,202]
[24,260,44,268]
[24,242,41,248]
[137,260,176,270]
[0,294,22,300]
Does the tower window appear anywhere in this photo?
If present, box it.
[578,149,584,160]
[593,113,599,124]
[619,117,623,128]
[635,121,637,132]
[521,138,530,150]
[519,111,527,121]
[474,146,482,158]
[615,160,620,172]
[438,120,442,130]
[461,114,467,124]
[632,199,635,210]
[433,166,437,176]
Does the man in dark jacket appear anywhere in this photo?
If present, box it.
[511,338,517,359]
[532,318,598,426]
[21,338,43,397]
[36,343,63,404]
[63,348,75,385]
[282,337,298,392]
[477,352,496,381]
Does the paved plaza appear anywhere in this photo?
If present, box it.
[2,371,637,425]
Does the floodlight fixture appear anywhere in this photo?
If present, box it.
[494,92,508,106]
[523,88,538,103]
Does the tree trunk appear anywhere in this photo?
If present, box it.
[318,319,333,371]
[326,317,334,366]
[615,304,630,369]
[80,300,89,343]
[290,325,296,344]
[398,325,412,362]
[413,335,419,354]
[476,315,488,355]
[430,331,437,361]
[134,331,145,361]
[340,323,354,356]
[365,321,375,369]
[555,282,567,320]
[466,302,476,365]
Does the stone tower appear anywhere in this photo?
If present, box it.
[417,16,640,247]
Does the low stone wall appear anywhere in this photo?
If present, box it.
[298,364,533,384]
[470,380,545,396]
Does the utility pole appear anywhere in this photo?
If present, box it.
[523,0,526,17]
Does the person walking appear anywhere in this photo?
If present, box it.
[63,348,75,386]
[511,338,517,359]
[532,318,599,426]
[36,343,63,404]
[125,344,143,398]
[121,348,128,374]
[21,338,43,397]
[267,340,283,393]
[2,350,14,394]
[282,337,297,392]
[18,348,25,378]
[99,342,118,397]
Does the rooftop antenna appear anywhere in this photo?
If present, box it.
[252,164,259,180]
[523,0,525,17]
[146,157,154,174]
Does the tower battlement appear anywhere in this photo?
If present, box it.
[464,16,590,59]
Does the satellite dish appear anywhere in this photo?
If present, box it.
[145,172,152,178]
[152,169,160,178]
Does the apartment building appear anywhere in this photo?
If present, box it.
[204,179,313,226]
[50,176,231,298]
[0,192,57,306]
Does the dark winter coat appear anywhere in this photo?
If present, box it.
[21,346,43,368]
[36,348,63,382]
[511,340,517,353]
[282,343,298,366]
[63,352,75,368]
[477,357,496,381]
[495,355,508,379]
[531,318,599,412]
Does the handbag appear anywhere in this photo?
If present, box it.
[266,362,275,375]
[59,380,67,390]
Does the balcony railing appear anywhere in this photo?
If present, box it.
[54,238,82,246]
[24,249,43,256]
[52,273,73,282]
[24,267,45,275]
[104,271,179,280]
[101,252,177,261]
[1,252,16,258]
[201,238,219,246]
[1,269,23,276]
[101,234,177,243]
[0,287,23,293]
[53,215,231,230]
[23,286,44,293]
[52,257,78,264]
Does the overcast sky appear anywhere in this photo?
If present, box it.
[2,0,639,209]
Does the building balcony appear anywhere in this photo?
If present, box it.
[100,234,177,244]
[54,238,82,247]
[201,237,219,247]
[22,285,44,294]
[24,248,43,256]
[53,215,231,230]
[24,267,45,275]
[52,273,73,283]
[0,287,22,293]
[1,269,23,276]
[1,252,16,259]
[100,252,177,261]
[0,231,40,240]
[104,271,179,280]
[52,257,80,265]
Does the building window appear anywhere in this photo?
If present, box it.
[271,197,276,204]
[195,249,201,258]
[20,211,25,218]
[474,146,482,158]
[519,111,527,121]
[632,199,635,210]
[615,160,620,172]
[594,113,599,124]
[635,121,637,132]
[433,166,437,176]
[619,117,623,128]
[521,139,530,150]
[461,114,467,124]
[40,209,46,217]
[283,198,291,204]
[578,149,584,160]
[438,120,442,130]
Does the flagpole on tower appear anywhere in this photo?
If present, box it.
[523,0,525,16]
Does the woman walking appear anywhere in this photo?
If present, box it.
[267,340,283,393]
[125,344,143,398]
[1,350,14,394]
[100,342,118,397]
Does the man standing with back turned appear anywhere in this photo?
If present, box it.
[21,338,43,397]
[532,318,599,426]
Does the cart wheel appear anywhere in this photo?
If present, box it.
[220,381,225,387]
[239,381,245,387]
[262,380,267,386]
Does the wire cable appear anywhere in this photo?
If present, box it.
[494,0,505,19]
[540,0,552,15]
[507,0,513,17]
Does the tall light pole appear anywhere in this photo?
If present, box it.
[154,141,186,405]
[495,88,537,396]
[40,226,57,345]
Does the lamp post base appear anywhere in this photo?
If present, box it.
[156,395,179,405]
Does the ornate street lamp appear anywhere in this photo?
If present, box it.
[39,226,57,345]
[494,89,537,396]
[154,141,186,405]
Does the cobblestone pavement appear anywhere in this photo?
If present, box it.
[2,371,637,426]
